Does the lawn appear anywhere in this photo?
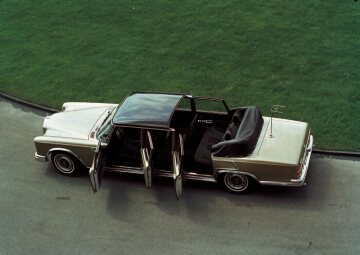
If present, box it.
[0,0,359,151]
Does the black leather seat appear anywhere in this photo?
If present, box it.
[194,126,224,166]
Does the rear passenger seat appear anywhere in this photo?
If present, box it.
[194,106,263,167]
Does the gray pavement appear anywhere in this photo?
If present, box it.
[0,99,359,255]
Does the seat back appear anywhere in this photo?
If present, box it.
[212,106,263,157]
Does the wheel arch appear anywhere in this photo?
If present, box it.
[215,169,260,184]
[48,148,87,168]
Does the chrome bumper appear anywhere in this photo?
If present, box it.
[260,134,314,187]
[289,134,313,186]
[35,152,48,162]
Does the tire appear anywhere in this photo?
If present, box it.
[51,152,83,176]
[222,172,251,193]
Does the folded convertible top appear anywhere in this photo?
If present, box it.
[212,106,264,157]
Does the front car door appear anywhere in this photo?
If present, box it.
[89,140,106,193]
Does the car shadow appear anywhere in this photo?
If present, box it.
[106,157,332,222]
[152,178,221,224]
[222,158,332,211]
[103,171,220,223]
[44,163,90,188]
[103,172,132,221]
[44,156,331,221]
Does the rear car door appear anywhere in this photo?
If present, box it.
[141,130,154,188]
[172,132,184,199]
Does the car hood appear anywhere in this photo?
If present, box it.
[43,104,113,139]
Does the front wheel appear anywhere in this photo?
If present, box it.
[51,153,82,176]
[222,172,251,193]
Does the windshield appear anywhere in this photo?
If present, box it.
[96,107,116,141]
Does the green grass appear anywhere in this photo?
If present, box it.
[0,0,359,151]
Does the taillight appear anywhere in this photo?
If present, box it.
[295,166,303,179]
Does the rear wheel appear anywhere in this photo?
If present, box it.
[51,152,83,176]
[222,172,251,193]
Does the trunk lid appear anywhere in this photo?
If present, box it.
[251,117,309,166]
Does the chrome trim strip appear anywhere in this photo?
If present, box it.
[259,180,300,187]
[105,165,143,174]
[36,142,96,149]
[105,165,216,183]
[184,172,215,182]
[212,155,296,167]
[35,152,47,162]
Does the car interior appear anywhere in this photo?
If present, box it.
[104,97,263,176]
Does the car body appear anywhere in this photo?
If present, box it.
[34,92,313,198]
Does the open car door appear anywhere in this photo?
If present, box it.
[172,132,184,199]
[141,130,154,189]
[89,140,106,193]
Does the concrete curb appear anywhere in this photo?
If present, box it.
[313,149,360,157]
[0,92,59,113]
[1,91,359,157]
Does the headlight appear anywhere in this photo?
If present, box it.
[43,116,50,134]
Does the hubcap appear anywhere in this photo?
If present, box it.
[224,173,248,192]
[54,154,75,174]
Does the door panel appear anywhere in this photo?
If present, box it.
[172,133,184,199]
[89,141,106,193]
[174,175,183,199]
[141,130,154,188]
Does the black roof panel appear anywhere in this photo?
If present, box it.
[113,93,184,129]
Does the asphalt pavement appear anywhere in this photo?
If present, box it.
[0,98,359,255]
